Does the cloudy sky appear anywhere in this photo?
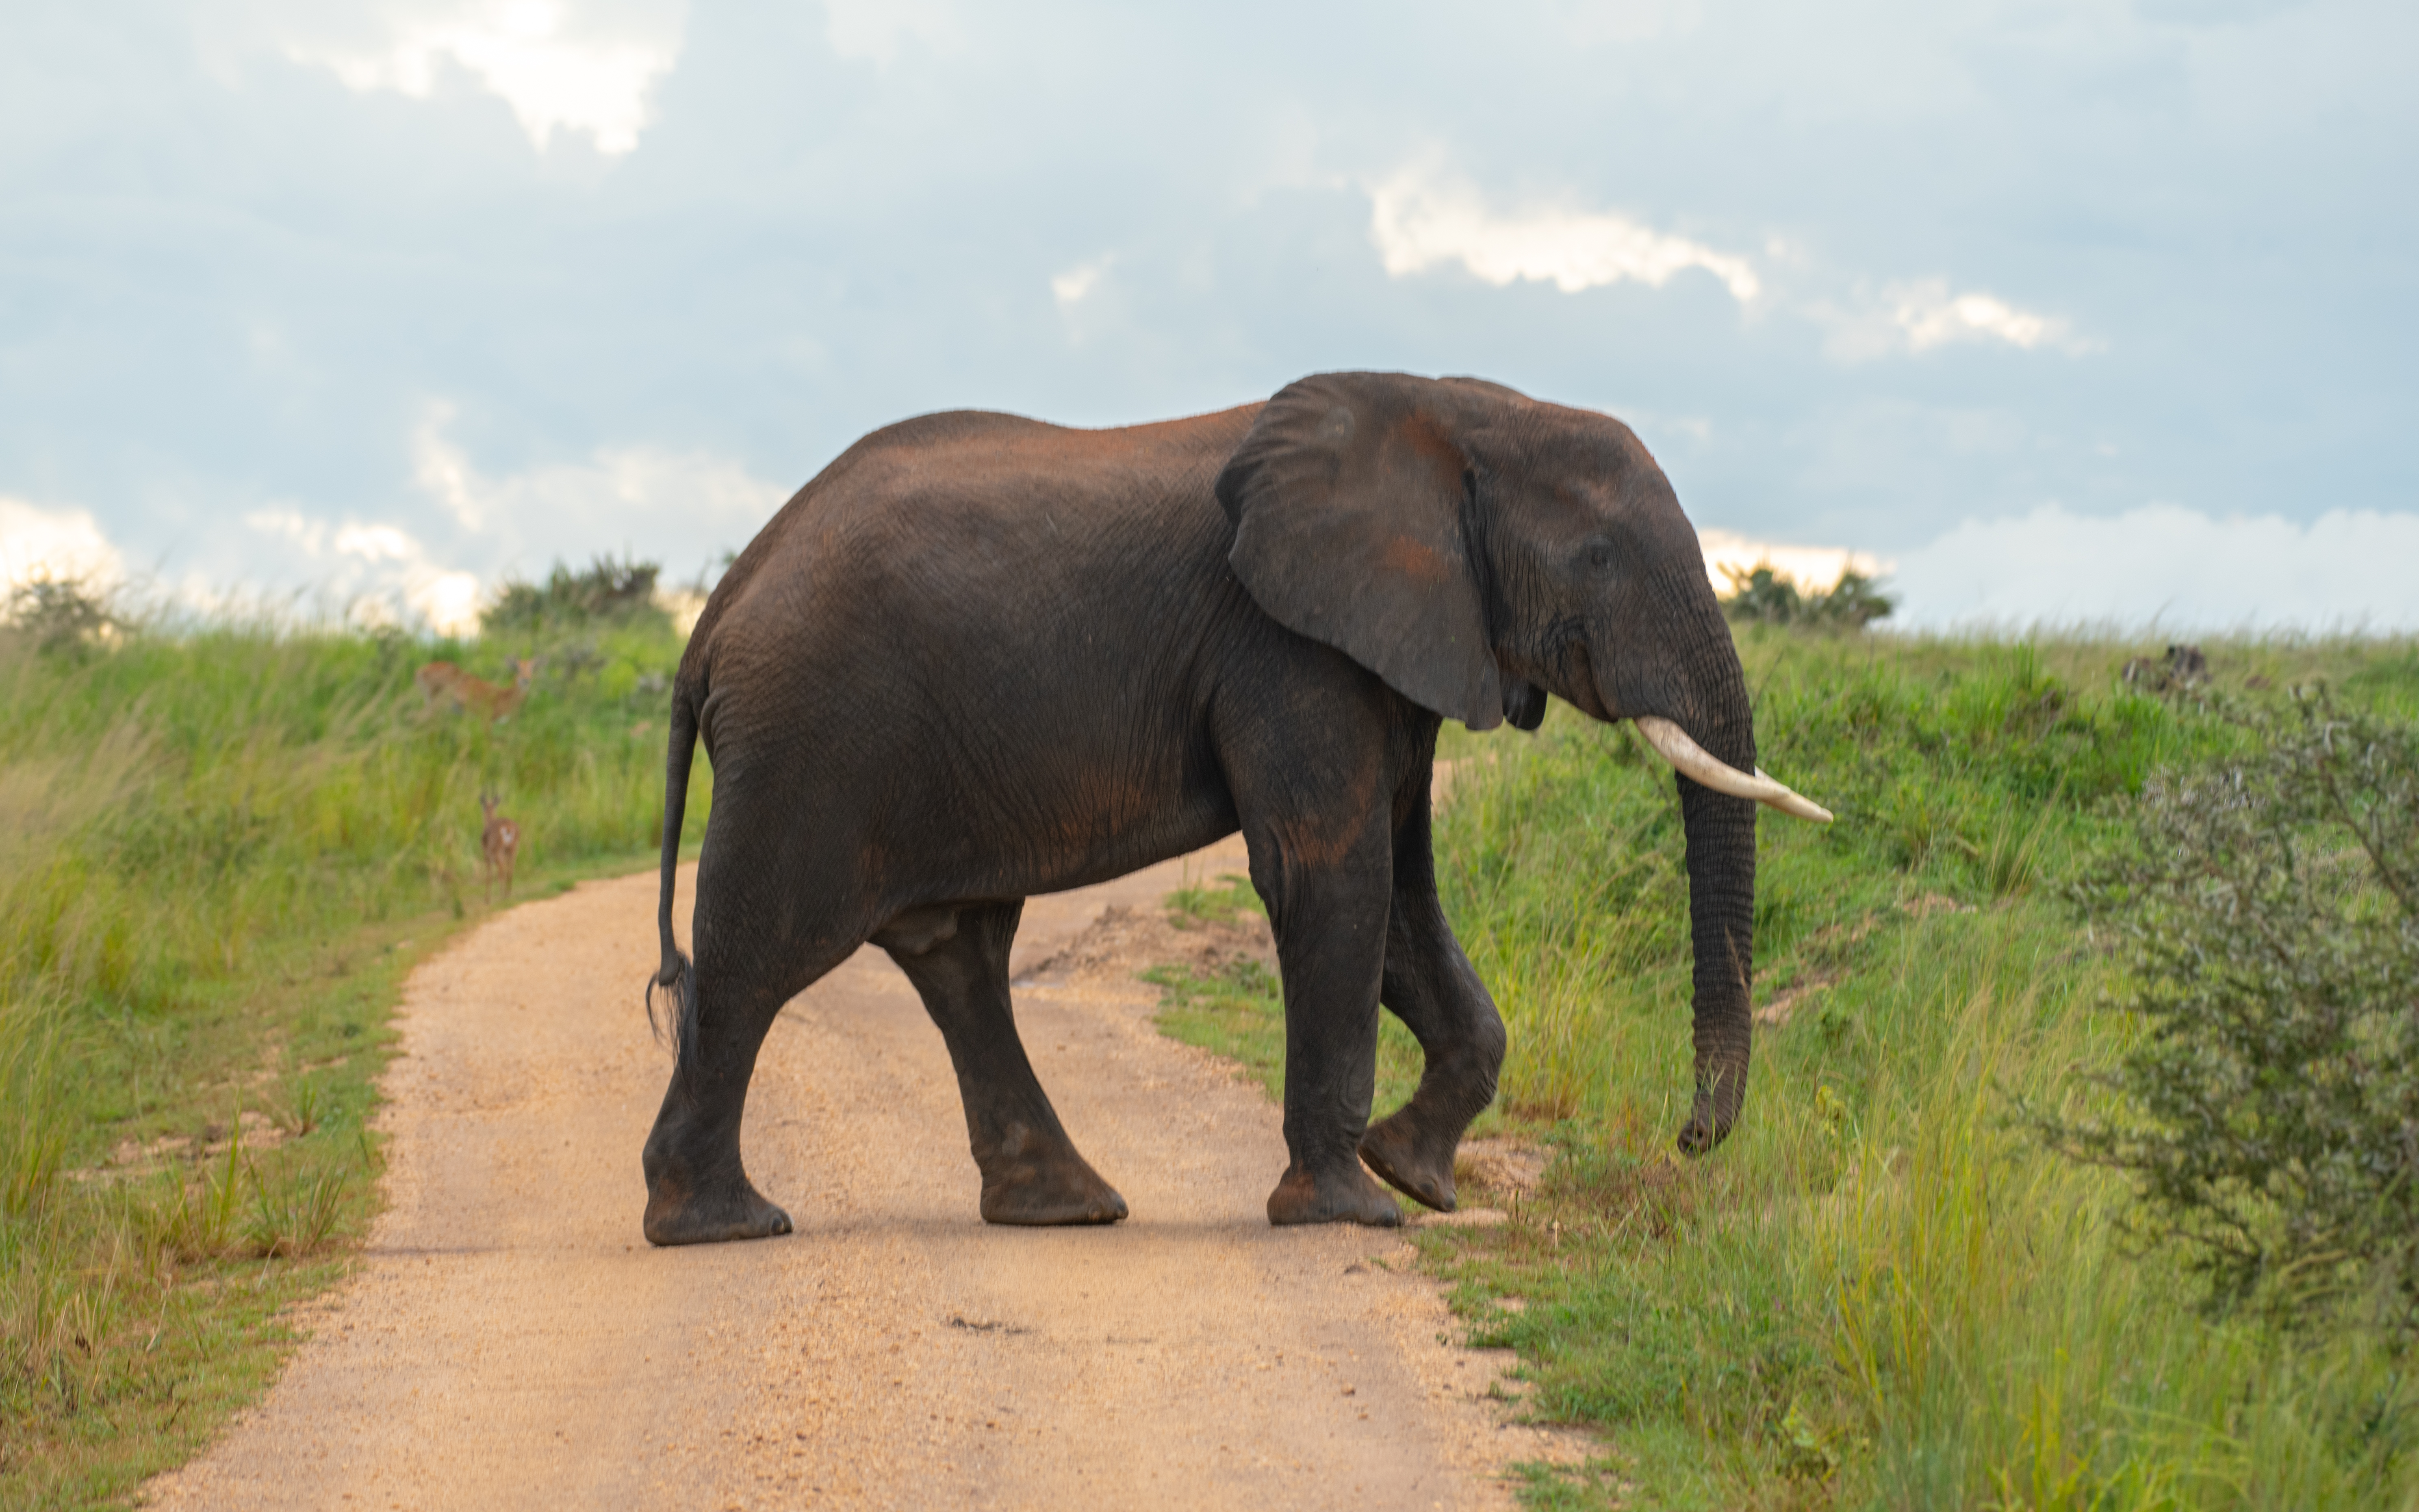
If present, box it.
[3,0,2414,632]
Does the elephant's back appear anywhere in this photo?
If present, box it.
[694,401,1266,704]
[834,401,1262,512]
[683,404,1252,672]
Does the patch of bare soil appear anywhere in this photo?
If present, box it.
[1900,892,1977,919]
[1753,976,1838,1030]
[143,836,1591,1510]
[1013,900,1274,989]
[1453,1139,1546,1203]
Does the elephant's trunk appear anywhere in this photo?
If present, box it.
[1676,743,1757,1153]
[1610,571,1760,1154]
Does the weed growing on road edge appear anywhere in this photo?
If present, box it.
[1163,871,1267,930]
[1150,630,2419,1509]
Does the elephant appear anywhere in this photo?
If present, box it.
[640,371,1831,1247]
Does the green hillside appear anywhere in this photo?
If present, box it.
[1157,629,2419,1510]
[10,567,2415,1510]
[0,573,701,1508]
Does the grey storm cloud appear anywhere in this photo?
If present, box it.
[2,0,2414,629]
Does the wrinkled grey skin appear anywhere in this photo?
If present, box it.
[640,372,1758,1246]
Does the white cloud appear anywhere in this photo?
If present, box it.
[0,498,125,591]
[1368,166,1762,303]
[243,508,482,633]
[1050,255,1113,312]
[241,508,325,557]
[279,0,687,155]
[408,402,785,566]
[1815,279,2098,362]
[414,402,488,530]
[415,571,484,632]
[334,523,419,562]
[1891,503,2419,631]
[1697,528,1889,598]
[822,0,961,65]
[237,399,780,625]
[1365,167,2097,369]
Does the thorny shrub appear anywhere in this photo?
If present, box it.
[2047,690,2419,1334]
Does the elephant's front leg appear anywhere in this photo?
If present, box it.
[1358,796,1507,1213]
[1252,821,1404,1229]
[879,900,1128,1226]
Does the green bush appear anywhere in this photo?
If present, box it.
[2049,690,2419,1333]
[483,555,668,634]
[1719,564,1896,629]
[2,575,118,659]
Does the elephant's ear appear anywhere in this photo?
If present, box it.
[1215,373,1506,730]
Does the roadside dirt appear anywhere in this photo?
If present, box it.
[143,838,1586,1510]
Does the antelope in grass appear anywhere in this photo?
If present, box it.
[480,793,521,902]
[417,657,539,720]
[418,657,538,719]
[421,653,544,721]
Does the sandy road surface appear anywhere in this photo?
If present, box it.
[145,839,1573,1510]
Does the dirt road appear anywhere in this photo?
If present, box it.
[143,840,1571,1510]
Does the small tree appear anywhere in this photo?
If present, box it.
[484,555,667,634]
[1817,570,1897,629]
[1719,564,1895,629]
[3,574,117,657]
[2048,691,2419,1333]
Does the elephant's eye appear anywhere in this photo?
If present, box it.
[1584,543,1616,571]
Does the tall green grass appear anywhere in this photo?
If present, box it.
[1154,630,2419,1508]
[1434,631,2419,1509]
[0,611,702,1507]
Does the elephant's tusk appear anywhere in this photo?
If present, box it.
[1634,716,1834,824]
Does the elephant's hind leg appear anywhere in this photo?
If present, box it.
[642,968,815,1245]
[879,901,1128,1226]
[1358,803,1506,1215]
[641,947,812,1246]
[642,829,861,1247]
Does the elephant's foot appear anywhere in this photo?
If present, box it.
[1266,1162,1403,1228]
[976,1125,1128,1226]
[642,1173,793,1247]
[1358,1108,1459,1213]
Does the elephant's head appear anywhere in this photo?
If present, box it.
[1214,371,1831,1154]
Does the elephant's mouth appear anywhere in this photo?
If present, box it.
[1560,643,1614,720]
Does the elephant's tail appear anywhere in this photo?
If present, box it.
[644,679,702,1086]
